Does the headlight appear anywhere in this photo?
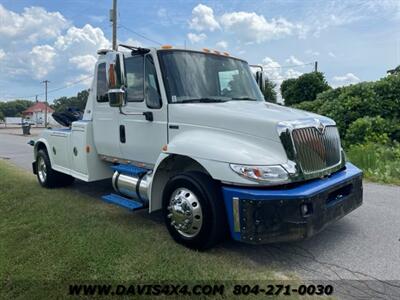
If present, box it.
[230,164,290,184]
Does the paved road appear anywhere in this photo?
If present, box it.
[1,130,399,299]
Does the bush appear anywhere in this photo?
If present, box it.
[293,74,400,146]
[345,116,397,146]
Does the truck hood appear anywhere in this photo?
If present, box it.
[168,101,332,142]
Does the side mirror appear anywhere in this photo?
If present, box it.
[255,70,264,91]
[106,51,126,107]
[108,88,125,107]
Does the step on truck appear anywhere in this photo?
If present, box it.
[32,45,363,250]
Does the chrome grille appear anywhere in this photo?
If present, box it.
[292,126,341,174]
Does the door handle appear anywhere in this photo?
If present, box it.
[119,125,126,143]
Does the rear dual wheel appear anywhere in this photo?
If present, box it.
[162,171,227,250]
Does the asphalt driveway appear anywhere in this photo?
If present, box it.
[1,129,399,299]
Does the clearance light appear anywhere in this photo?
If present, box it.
[213,50,220,55]
[161,45,173,49]
[223,52,230,56]
[203,48,210,53]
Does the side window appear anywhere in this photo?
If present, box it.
[145,55,162,109]
[125,56,144,102]
[96,63,108,102]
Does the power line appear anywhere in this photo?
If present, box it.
[262,62,314,70]
[46,75,94,94]
[119,24,162,46]
[1,75,93,101]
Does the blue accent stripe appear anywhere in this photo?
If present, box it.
[101,193,144,211]
[111,164,148,176]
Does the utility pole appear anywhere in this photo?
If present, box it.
[42,80,49,128]
[35,95,38,126]
[111,0,117,50]
[314,61,318,72]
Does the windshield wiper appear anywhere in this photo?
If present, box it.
[230,97,258,101]
[175,98,227,103]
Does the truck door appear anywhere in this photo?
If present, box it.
[119,53,167,166]
[92,62,123,158]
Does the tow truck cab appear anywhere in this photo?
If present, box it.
[32,46,363,249]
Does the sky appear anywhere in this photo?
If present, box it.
[0,0,399,103]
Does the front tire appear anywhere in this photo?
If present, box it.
[36,149,74,188]
[162,171,227,250]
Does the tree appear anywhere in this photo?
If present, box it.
[0,100,33,117]
[52,89,89,112]
[280,78,297,105]
[0,110,4,121]
[281,72,330,106]
[387,65,400,75]
[262,78,277,103]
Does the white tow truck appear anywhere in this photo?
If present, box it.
[32,45,363,249]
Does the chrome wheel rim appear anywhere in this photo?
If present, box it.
[38,156,47,183]
[167,187,203,238]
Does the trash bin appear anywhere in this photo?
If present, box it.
[22,123,31,135]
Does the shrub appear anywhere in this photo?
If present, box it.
[345,116,395,146]
[292,75,400,145]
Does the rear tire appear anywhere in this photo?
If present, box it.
[36,149,74,188]
[162,171,227,250]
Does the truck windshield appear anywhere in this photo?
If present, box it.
[158,50,264,103]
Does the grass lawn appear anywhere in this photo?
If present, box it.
[0,160,291,298]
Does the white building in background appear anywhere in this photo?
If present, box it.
[22,101,55,125]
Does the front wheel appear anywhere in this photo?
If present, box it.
[162,171,227,250]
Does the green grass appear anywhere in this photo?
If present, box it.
[0,161,292,299]
[347,142,400,185]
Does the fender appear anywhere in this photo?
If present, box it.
[148,130,289,212]
[33,137,52,162]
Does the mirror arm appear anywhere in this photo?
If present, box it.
[118,107,153,122]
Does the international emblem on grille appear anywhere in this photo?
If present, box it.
[316,120,326,134]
